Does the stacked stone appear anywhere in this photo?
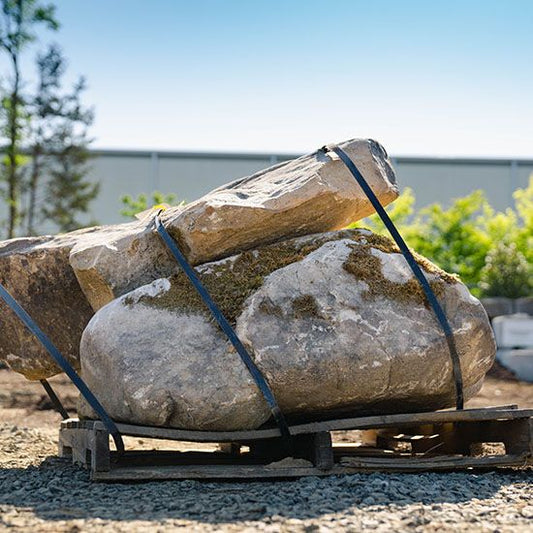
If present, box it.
[0,139,496,430]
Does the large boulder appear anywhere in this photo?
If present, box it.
[0,138,397,379]
[78,229,496,430]
[70,138,398,311]
[0,232,96,380]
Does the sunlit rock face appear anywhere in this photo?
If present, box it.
[69,138,399,311]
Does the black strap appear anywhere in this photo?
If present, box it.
[40,379,69,419]
[323,143,464,409]
[0,283,125,453]
[154,213,293,445]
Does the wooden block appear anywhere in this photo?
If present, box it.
[88,428,111,472]
[58,430,73,459]
[312,432,334,470]
[292,432,334,470]
[218,443,241,456]
[481,418,533,456]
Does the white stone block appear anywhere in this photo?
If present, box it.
[492,314,533,348]
[496,348,533,382]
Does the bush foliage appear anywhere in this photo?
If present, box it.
[352,177,533,298]
[120,191,184,219]
[479,242,531,299]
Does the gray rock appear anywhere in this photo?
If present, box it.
[79,278,271,429]
[70,138,398,311]
[0,232,96,380]
[78,229,496,430]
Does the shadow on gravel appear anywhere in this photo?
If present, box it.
[0,456,531,525]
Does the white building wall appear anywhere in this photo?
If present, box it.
[391,158,532,212]
[2,149,532,235]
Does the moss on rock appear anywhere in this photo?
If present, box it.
[128,230,353,324]
[258,299,284,318]
[127,229,459,322]
[292,294,322,319]
[342,233,458,306]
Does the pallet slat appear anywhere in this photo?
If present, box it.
[58,406,533,481]
[92,454,530,481]
[66,406,533,443]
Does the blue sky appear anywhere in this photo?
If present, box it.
[6,0,533,156]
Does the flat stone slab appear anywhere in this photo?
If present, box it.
[70,138,399,311]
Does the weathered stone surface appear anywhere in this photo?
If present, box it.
[78,229,496,430]
[70,219,173,312]
[0,231,97,380]
[70,138,398,311]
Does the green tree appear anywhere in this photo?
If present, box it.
[479,242,532,298]
[0,0,58,238]
[512,176,533,264]
[28,44,97,233]
[41,94,98,232]
[26,43,62,234]
[407,191,493,291]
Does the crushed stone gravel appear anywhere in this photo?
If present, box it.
[0,424,532,532]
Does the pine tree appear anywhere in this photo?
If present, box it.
[26,43,62,234]
[40,75,99,232]
[27,44,98,234]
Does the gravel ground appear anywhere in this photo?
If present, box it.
[1,424,532,532]
[1,367,532,532]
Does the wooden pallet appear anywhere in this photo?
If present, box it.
[58,406,532,481]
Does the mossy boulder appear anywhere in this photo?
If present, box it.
[78,229,496,430]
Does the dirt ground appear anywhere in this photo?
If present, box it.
[1,361,532,435]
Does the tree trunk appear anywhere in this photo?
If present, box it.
[6,53,20,239]
[27,146,42,236]
[6,0,23,240]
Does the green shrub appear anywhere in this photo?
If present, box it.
[513,177,533,265]
[407,191,492,293]
[351,176,533,297]
[479,242,532,298]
